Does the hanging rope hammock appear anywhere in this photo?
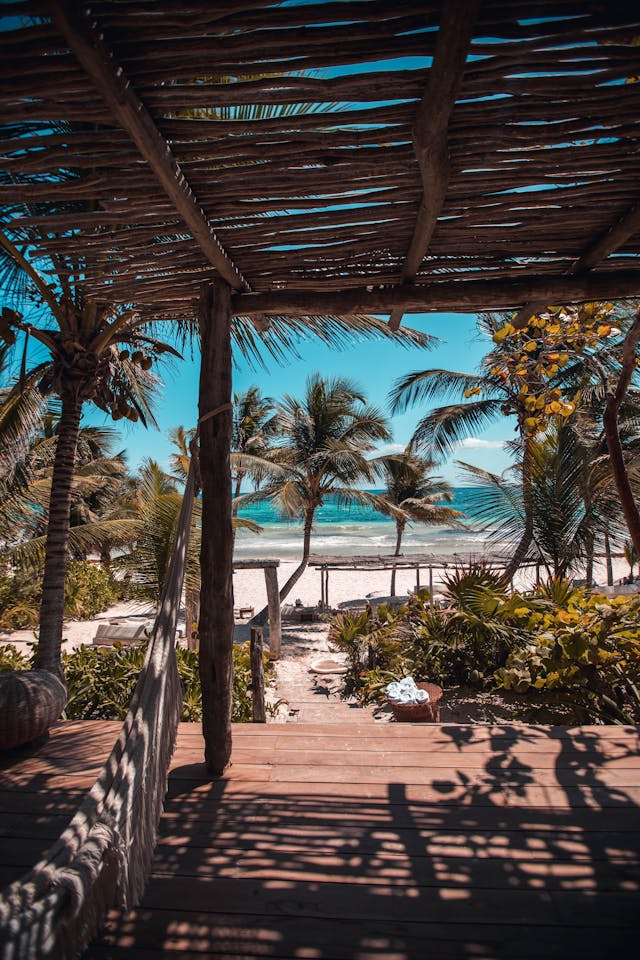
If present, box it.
[0,459,198,959]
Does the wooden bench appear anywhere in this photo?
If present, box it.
[234,606,255,619]
[92,622,150,647]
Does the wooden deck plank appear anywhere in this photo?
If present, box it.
[0,719,639,959]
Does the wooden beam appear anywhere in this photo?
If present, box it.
[232,271,640,318]
[197,280,235,777]
[264,564,282,660]
[513,202,640,328]
[47,0,247,292]
[250,627,267,724]
[389,0,478,330]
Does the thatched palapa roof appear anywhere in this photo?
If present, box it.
[2,1,640,326]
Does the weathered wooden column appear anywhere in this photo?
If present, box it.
[250,627,267,723]
[264,563,282,659]
[198,280,235,776]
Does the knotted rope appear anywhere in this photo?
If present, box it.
[0,458,198,959]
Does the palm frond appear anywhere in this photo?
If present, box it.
[389,369,485,414]
[412,399,505,460]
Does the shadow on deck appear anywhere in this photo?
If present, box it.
[2,721,640,959]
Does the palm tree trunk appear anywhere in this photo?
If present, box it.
[390,521,404,596]
[602,309,640,556]
[35,389,83,677]
[502,433,534,585]
[197,280,235,777]
[278,508,314,602]
[231,473,243,548]
[233,474,243,511]
[585,536,594,587]
[251,508,314,625]
[604,532,614,586]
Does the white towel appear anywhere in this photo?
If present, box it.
[386,677,429,704]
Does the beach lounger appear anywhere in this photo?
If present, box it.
[92,622,150,647]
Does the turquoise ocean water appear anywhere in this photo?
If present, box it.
[234,488,491,559]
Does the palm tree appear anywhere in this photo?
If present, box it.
[0,413,141,572]
[0,226,181,678]
[389,313,559,583]
[373,447,464,595]
[231,386,278,507]
[459,421,618,580]
[243,373,392,612]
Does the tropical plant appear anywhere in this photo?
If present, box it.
[487,302,640,556]
[0,640,275,723]
[459,421,623,581]
[0,411,140,572]
[389,313,549,582]
[242,373,393,612]
[331,571,640,723]
[232,386,278,497]
[0,213,182,677]
[114,459,201,605]
[373,447,464,594]
[495,588,640,724]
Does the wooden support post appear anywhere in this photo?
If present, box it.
[325,569,330,609]
[250,627,266,724]
[198,280,235,776]
[429,566,433,598]
[185,585,200,651]
[416,566,421,590]
[264,564,282,660]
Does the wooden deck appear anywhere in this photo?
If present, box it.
[1,720,640,959]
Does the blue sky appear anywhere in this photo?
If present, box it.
[84,311,513,485]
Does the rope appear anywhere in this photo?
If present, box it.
[0,459,198,959]
[197,401,232,430]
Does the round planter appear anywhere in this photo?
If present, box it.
[0,669,67,750]
[387,681,443,723]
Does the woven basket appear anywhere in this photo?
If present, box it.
[387,681,442,723]
[0,669,67,750]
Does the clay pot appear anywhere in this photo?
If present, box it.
[0,669,67,750]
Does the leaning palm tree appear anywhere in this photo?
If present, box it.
[243,373,393,612]
[373,447,465,595]
[0,225,181,680]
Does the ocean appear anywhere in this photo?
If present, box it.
[234,487,491,559]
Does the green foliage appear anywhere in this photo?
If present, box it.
[495,589,640,723]
[0,639,276,723]
[64,561,119,620]
[330,570,640,723]
[0,572,41,629]
[0,560,118,630]
[0,643,31,673]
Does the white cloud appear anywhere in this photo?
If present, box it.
[456,437,506,450]
[372,442,405,457]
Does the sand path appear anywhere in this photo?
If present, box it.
[235,619,388,724]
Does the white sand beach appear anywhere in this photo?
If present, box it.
[2,554,635,658]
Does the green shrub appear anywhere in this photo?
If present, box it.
[64,561,118,620]
[329,573,640,723]
[0,573,41,630]
[0,643,31,673]
[61,640,275,722]
[495,590,640,723]
[0,560,119,631]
